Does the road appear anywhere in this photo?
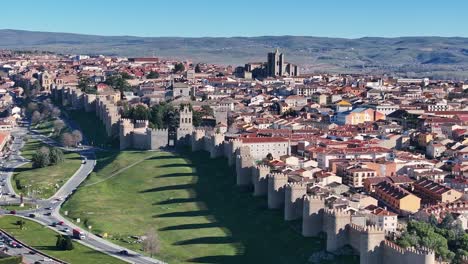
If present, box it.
[0,122,165,264]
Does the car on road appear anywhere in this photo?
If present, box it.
[28,213,36,218]
[29,250,36,255]
[63,227,70,232]
[44,212,51,216]
[118,250,129,256]
[9,210,16,215]
[57,221,64,225]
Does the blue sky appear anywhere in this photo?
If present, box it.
[1,0,467,38]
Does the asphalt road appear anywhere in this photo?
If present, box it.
[0,123,165,264]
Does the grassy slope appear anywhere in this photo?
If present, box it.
[61,150,332,264]
[33,118,71,140]
[0,216,125,264]
[12,140,82,199]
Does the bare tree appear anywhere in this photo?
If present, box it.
[61,132,75,148]
[31,110,41,124]
[51,107,61,118]
[53,120,65,135]
[71,130,83,146]
[142,227,160,257]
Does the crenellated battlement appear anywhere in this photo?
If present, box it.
[150,128,169,133]
[268,172,288,180]
[286,182,308,190]
[303,194,325,202]
[364,225,385,234]
[324,208,351,217]
[348,223,365,232]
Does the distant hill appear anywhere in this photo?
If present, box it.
[1,29,468,79]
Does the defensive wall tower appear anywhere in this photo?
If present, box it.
[324,209,351,252]
[252,165,270,196]
[302,195,325,237]
[267,172,288,209]
[210,133,225,158]
[360,225,385,264]
[119,118,134,150]
[235,146,253,186]
[284,182,308,221]
[191,129,206,152]
[228,138,243,166]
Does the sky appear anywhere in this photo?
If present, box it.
[2,0,468,38]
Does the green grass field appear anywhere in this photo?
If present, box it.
[61,150,333,264]
[0,215,125,264]
[13,140,82,199]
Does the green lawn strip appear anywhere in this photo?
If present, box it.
[18,139,43,161]
[1,204,36,211]
[62,150,343,264]
[12,149,82,199]
[33,119,54,137]
[0,216,125,264]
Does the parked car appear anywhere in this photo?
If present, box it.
[9,210,16,215]
[28,214,35,218]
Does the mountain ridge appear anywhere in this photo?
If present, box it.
[1,29,468,79]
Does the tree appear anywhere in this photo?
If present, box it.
[194,64,201,73]
[120,72,133,80]
[149,105,164,129]
[200,105,214,117]
[56,235,74,250]
[16,220,25,230]
[33,80,42,91]
[53,120,65,135]
[77,74,96,94]
[192,110,203,127]
[146,71,159,79]
[266,153,273,161]
[72,130,83,146]
[27,102,38,116]
[173,63,185,73]
[51,107,61,118]
[49,148,64,165]
[61,132,75,148]
[440,213,454,229]
[429,215,438,226]
[31,110,41,124]
[132,105,150,120]
[105,74,131,94]
[142,227,160,257]
[32,147,50,168]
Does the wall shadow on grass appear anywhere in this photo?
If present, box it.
[171,149,328,264]
[158,163,196,168]
[157,172,194,178]
[188,255,243,264]
[159,222,220,231]
[154,210,211,218]
[140,183,195,193]
[153,198,198,205]
[173,236,236,246]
